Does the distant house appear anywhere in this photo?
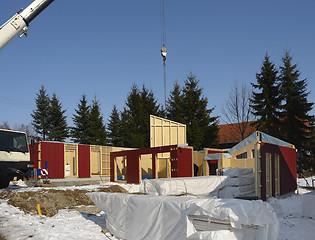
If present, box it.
[217,121,257,148]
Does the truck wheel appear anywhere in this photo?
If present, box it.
[0,179,10,189]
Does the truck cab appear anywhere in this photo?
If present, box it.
[0,129,34,188]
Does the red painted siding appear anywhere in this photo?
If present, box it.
[177,148,193,177]
[41,142,64,178]
[126,152,140,184]
[29,143,39,168]
[207,150,224,154]
[110,154,115,182]
[78,145,90,178]
[260,142,297,200]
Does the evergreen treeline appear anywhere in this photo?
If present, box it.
[30,52,315,172]
[32,86,68,141]
[251,50,315,172]
[31,74,219,151]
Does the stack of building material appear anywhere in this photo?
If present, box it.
[139,176,229,196]
[139,168,255,198]
[87,192,280,240]
[213,167,255,198]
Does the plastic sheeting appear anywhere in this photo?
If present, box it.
[260,132,292,148]
[139,171,255,198]
[87,192,280,240]
[139,176,229,196]
[204,153,232,160]
[211,184,255,198]
[217,167,253,178]
[229,131,293,154]
[229,132,258,154]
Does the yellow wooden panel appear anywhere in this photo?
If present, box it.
[150,115,186,148]
[91,151,101,175]
[158,158,167,178]
[140,154,152,176]
[65,150,75,177]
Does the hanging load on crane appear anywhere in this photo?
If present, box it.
[0,0,54,50]
[161,44,167,62]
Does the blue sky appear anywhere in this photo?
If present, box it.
[1,0,315,128]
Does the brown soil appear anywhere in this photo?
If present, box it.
[0,185,127,217]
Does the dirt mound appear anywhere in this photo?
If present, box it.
[0,185,127,217]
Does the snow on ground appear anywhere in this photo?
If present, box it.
[0,179,314,240]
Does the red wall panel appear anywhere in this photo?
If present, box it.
[261,142,297,200]
[177,148,193,178]
[41,142,64,179]
[29,143,39,169]
[78,145,90,178]
[207,150,224,154]
[127,152,140,184]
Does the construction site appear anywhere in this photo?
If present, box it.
[1,1,315,240]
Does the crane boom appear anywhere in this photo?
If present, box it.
[0,0,54,50]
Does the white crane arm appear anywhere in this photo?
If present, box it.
[0,0,54,50]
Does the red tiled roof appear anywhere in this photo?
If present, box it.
[218,121,257,144]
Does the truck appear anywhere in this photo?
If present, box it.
[0,129,35,188]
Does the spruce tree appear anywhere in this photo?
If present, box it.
[47,93,68,142]
[175,73,219,150]
[166,81,185,124]
[122,84,143,148]
[107,105,123,146]
[121,84,163,148]
[31,85,50,141]
[140,85,164,147]
[250,53,282,137]
[89,96,107,145]
[279,50,314,170]
[71,94,91,144]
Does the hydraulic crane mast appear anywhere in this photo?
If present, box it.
[0,0,54,50]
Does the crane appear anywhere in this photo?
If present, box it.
[0,0,54,50]
[160,0,167,108]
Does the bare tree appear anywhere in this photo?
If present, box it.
[0,121,10,129]
[221,81,254,141]
[14,123,36,137]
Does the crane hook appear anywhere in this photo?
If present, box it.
[161,44,167,62]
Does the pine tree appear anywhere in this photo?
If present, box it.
[107,105,123,146]
[71,94,91,144]
[47,93,68,142]
[250,53,282,137]
[171,73,219,150]
[31,85,50,141]
[279,50,314,170]
[89,96,107,145]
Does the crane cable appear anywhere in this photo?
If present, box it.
[160,0,167,108]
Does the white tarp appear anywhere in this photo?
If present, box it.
[211,184,256,198]
[87,192,279,240]
[139,174,255,197]
[139,176,229,196]
[227,175,255,186]
[217,167,254,177]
